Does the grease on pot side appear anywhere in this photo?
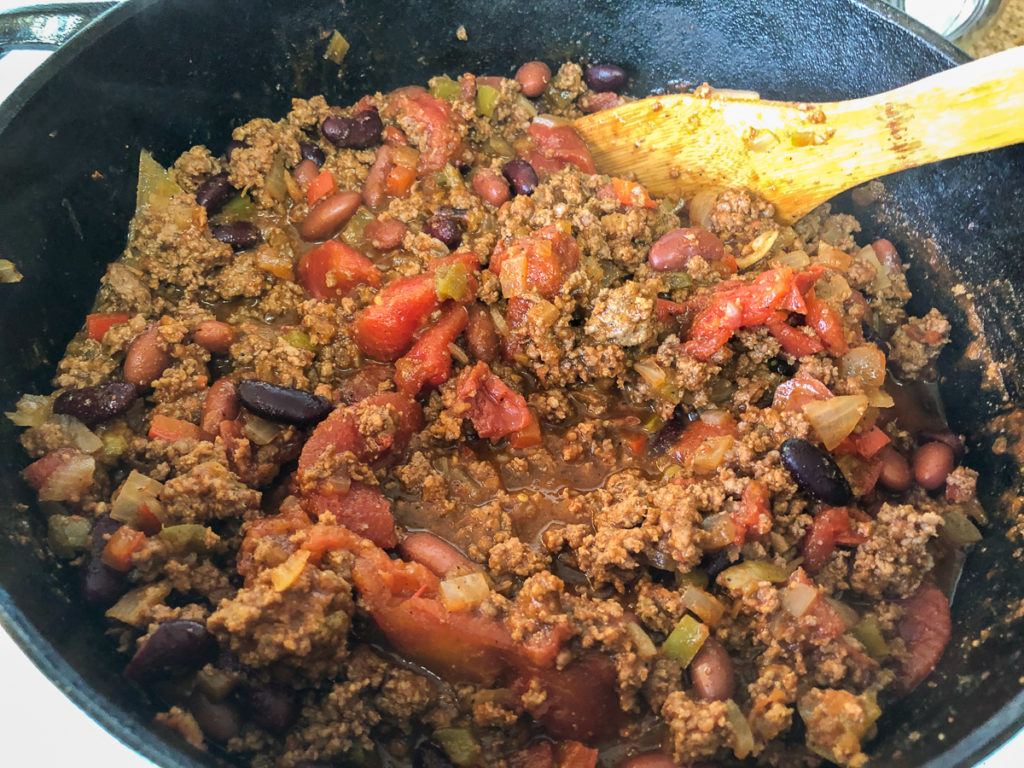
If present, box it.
[4,51,989,768]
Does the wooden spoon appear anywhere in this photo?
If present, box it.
[573,46,1024,223]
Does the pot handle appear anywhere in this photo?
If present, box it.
[0,2,118,57]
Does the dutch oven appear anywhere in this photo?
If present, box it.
[0,1,1022,766]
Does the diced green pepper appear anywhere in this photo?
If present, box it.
[215,194,257,223]
[434,262,470,302]
[136,149,183,212]
[48,514,92,559]
[158,524,217,553]
[475,84,500,117]
[437,164,464,189]
[341,207,374,247]
[429,75,461,102]
[433,727,481,766]
[324,30,350,65]
[283,330,316,352]
[487,136,514,159]
[641,412,665,435]
[852,617,890,659]
[541,81,574,112]
[661,614,708,667]
[664,271,693,291]
[264,153,288,204]
[717,560,792,591]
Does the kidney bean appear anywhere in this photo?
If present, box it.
[914,441,955,490]
[80,515,127,607]
[918,428,965,460]
[237,379,332,426]
[191,320,236,355]
[224,140,246,162]
[321,107,383,149]
[877,445,913,493]
[398,532,474,577]
[466,304,499,363]
[515,60,552,98]
[615,752,679,768]
[413,742,455,768]
[780,437,853,507]
[502,158,538,196]
[585,63,628,93]
[871,238,903,272]
[472,168,511,207]
[188,690,242,742]
[240,684,298,735]
[292,158,320,187]
[580,91,620,113]
[648,228,725,271]
[201,378,240,436]
[299,190,363,241]
[364,218,407,251]
[210,221,260,251]
[53,381,137,426]
[423,213,462,249]
[124,326,171,389]
[195,172,234,215]
[299,141,326,167]
[124,619,217,681]
[690,637,735,701]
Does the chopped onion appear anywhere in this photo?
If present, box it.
[702,513,737,550]
[824,597,859,630]
[5,394,52,427]
[38,453,95,502]
[735,229,779,270]
[55,414,103,454]
[489,306,508,335]
[687,188,722,229]
[803,394,869,450]
[626,620,658,659]
[718,560,791,592]
[106,582,172,627]
[0,258,24,283]
[858,244,892,290]
[771,249,810,270]
[243,415,282,446]
[634,357,667,389]
[111,470,164,527]
[781,580,818,618]
[841,345,886,389]
[725,699,755,759]
[270,549,310,592]
[447,342,470,365]
[440,572,491,611]
[813,273,852,304]
[692,435,733,474]
[532,113,572,128]
[681,585,726,626]
[815,242,852,272]
[866,388,895,408]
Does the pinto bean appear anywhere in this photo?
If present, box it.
[877,445,913,492]
[466,303,499,363]
[364,218,407,251]
[299,190,362,241]
[580,91,620,113]
[472,168,510,207]
[398,532,474,577]
[648,227,724,271]
[292,158,320,187]
[515,61,552,98]
[192,320,236,355]
[690,637,735,701]
[124,326,171,389]
[914,441,955,490]
[871,238,903,272]
[201,378,240,436]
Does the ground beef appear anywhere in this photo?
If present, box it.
[851,502,943,599]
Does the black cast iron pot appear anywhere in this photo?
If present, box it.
[1,1,1022,766]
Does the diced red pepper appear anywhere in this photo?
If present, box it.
[353,273,440,361]
[509,409,543,449]
[599,178,658,208]
[524,120,596,175]
[731,479,772,546]
[394,303,469,396]
[101,525,146,572]
[385,164,417,197]
[297,240,382,301]
[772,375,833,413]
[490,224,579,300]
[805,289,849,355]
[148,415,202,442]
[301,481,396,549]
[852,426,891,459]
[306,169,337,206]
[86,312,131,341]
[766,312,826,358]
[897,583,951,692]
[669,418,738,463]
[801,507,867,573]
[455,361,531,439]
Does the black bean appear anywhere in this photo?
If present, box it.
[648,415,690,458]
[780,437,852,507]
[188,690,242,742]
[236,379,332,426]
[210,221,261,251]
[767,356,798,377]
[413,741,456,768]
[585,63,628,93]
[299,141,326,167]
[124,619,217,681]
[241,684,299,735]
[700,549,733,579]
[502,158,538,196]
[195,172,234,215]
[321,107,383,149]
[224,140,246,162]
[53,381,137,426]
[860,321,891,357]
[80,515,127,607]
[423,214,462,249]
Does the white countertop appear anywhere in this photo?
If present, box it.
[0,1,1021,766]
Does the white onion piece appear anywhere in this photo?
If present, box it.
[55,414,103,454]
[531,113,571,128]
[781,581,818,618]
[243,415,281,446]
[38,453,95,502]
[803,394,869,450]
[634,358,667,389]
[626,621,658,659]
[440,572,491,611]
[725,699,755,759]
[5,394,52,428]
[111,470,164,526]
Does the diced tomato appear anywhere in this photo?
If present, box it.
[805,289,849,355]
[299,392,424,474]
[852,426,891,459]
[305,169,337,206]
[779,264,826,314]
[455,361,531,439]
[353,273,440,361]
[101,525,146,572]
[337,364,395,405]
[490,224,579,300]
[509,409,543,449]
[394,303,469,396]
[554,741,600,768]
[801,507,867,573]
[669,418,738,463]
[599,178,658,208]
[655,298,687,323]
[297,240,382,301]
[86,312,131,342]
[148,415,202,442]
[301,481,396,549]
[514,654,622,744]
[519,622,572,669]
[524,120,596,175]
[897,583,951,692]
[766,312,825,358]
[732,479,772,546]
[385,88,463,173]
[772,376,833,413]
